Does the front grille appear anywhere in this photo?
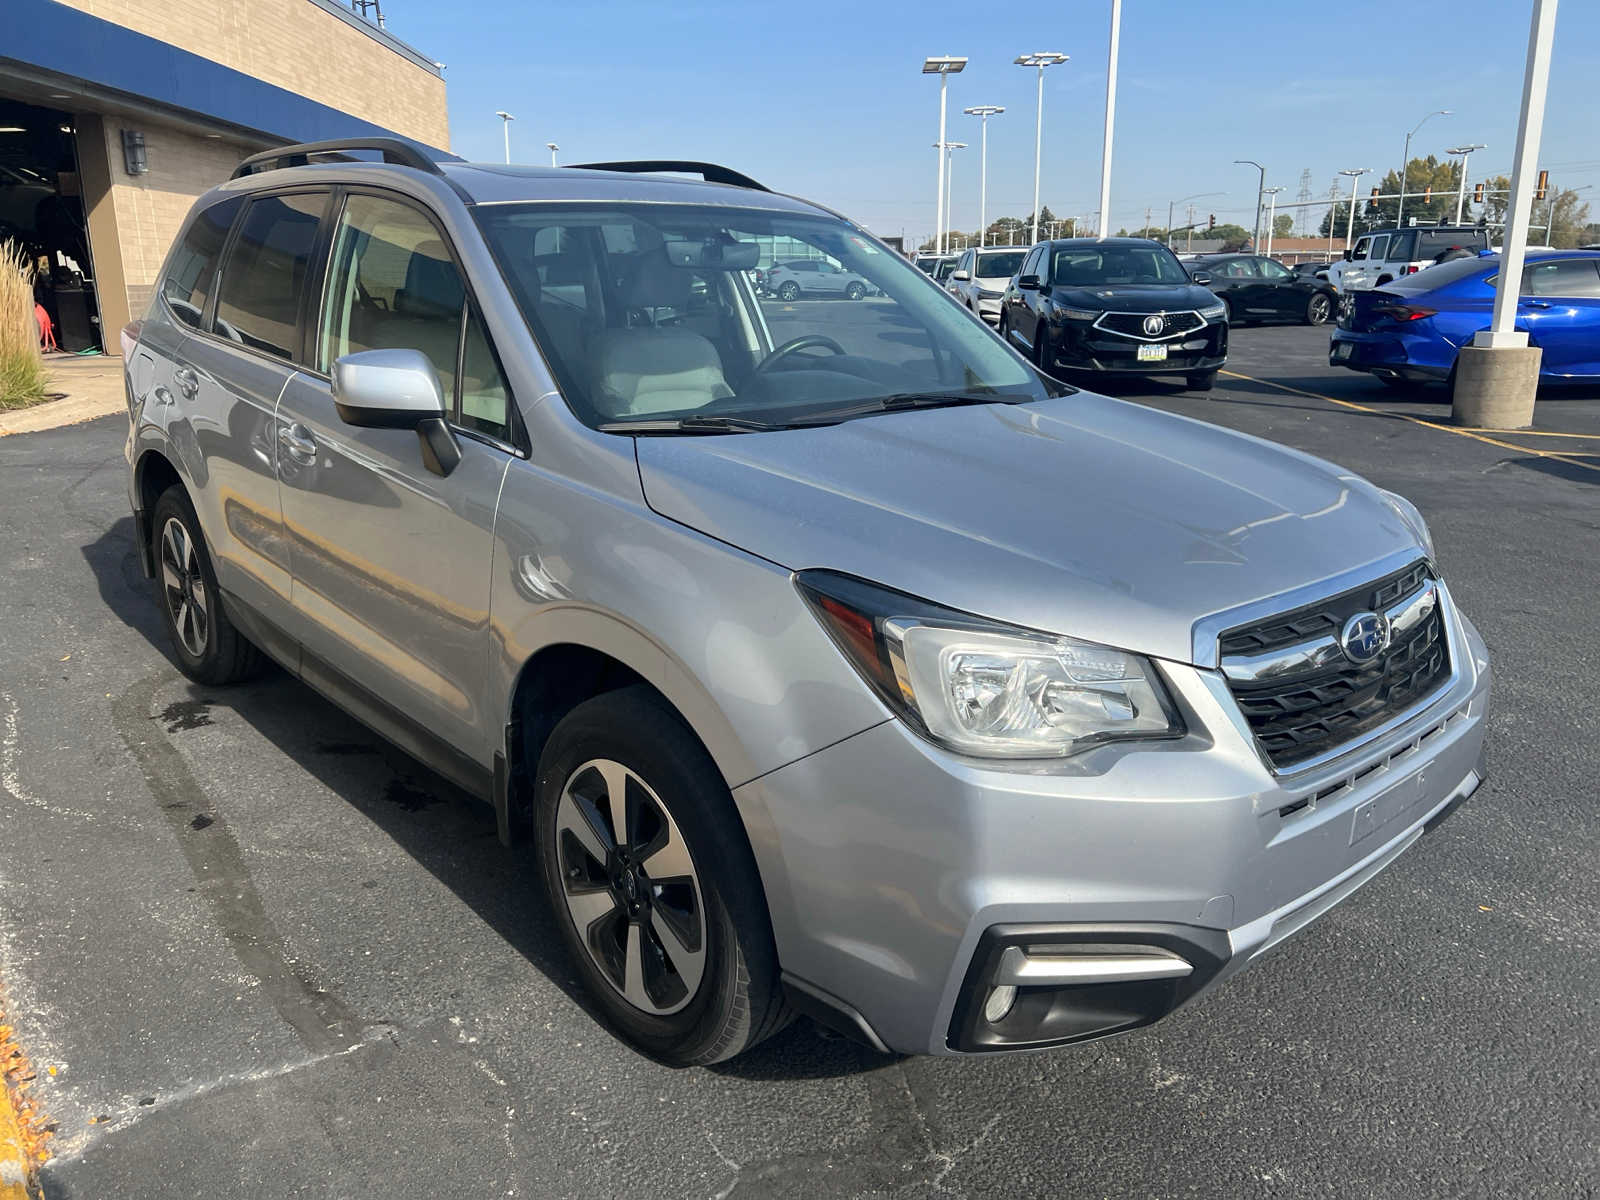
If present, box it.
[1221,561,1450,769]
[1095,310,1203,340]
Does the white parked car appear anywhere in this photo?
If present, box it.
[1326,225,1489,293]
[945,247,1027,324]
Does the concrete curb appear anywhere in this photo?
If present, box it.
[0,390,125,438]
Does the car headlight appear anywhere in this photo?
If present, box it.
[797,571,1183,759]
[1198,303,1226,320]
[978,288,1004,300]
[1380,489,1436,561]
[1057,306,1099,321]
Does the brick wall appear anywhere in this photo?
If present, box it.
[54,0,449,149]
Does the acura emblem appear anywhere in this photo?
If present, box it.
[1142,313,1165,337]
[1340,611,1390,664]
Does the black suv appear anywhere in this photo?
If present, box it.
[998,237,1227,391]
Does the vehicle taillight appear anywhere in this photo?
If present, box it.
[1376,305,1436,322]
[1402,265,1421,275]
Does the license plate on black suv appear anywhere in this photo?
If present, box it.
[1136,344,1167,362]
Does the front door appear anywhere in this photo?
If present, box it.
[1520,257,1600,377]
[1254,256,1300,316]
[275,189,515,765]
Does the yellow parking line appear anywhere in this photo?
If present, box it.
[1218,369,1600,474]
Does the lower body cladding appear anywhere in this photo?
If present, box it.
[736,603,1490,1056]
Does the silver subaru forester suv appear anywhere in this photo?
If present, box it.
[123,139,1490,1064]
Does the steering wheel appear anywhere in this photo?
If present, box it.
[755,334,848,373]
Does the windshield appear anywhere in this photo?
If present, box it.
[932,258,957,281]
[1050,244,1190,287]
[975,251,1025,279]
[474,203,1048,429]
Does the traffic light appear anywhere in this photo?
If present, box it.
[1473,182,1484,204]
[1207,213,1215,230]
[1535,169,1549,201]
[1423,186,1431,202]
[1367,186,1380,214]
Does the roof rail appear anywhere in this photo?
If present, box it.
[231,138,461,180]
[566,160,768,192]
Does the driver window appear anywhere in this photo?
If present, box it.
[1352,238,1370,261]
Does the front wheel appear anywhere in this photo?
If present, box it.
[845,282,865,301]
[1186,372,1216,392]
[535,686,790,1065]
[1305,292,1333,326]
[777,281,800,302]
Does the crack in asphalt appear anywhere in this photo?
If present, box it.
[110,669,362,1057]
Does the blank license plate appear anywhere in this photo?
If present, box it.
[1136,344,1168,362]
[1334,342,1353,360]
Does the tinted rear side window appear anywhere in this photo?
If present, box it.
[160,196,243,328]
[214,192,328,362]
[1419,230,1487,259]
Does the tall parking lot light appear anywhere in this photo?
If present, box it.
[1015,52,1068,244]
[1262,186,1284,256]
[1095,0,1122,242]
[547,142,559,167]
[935,141,968,251]
[1234,159,1265,248]
[1397,109,1450,229]
[964,105,1004,247]
[1340,167,1372,251]
[495,111,515,164]
[924,57,969,254]
[1447,144,1487,224]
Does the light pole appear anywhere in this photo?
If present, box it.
[546,142,559,167]
[1262,186,1285,256]
[964,105,1003,247]
[495,111,515,164]
[1340,167,1372,250]
[1447,144,1487,224]
[1167,191,1223,247]
[1096,0,1122,242]
[1397,109,1450,229]
[934,141,967,251]
[1015,52,1068,244]
[923,57,968,255]
[1234,159,1265,248]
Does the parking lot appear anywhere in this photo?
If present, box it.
[0,321,1595,1198]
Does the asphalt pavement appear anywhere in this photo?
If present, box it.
[0,321,1595,1198]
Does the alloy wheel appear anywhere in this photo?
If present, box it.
[160,516,209,657]
[554,758,707,1016]
[1308,293,1331,325]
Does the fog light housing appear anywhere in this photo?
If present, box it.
[982,984,1018,1024]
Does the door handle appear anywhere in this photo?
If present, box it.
[1522,299,1552,309]
[173,366,199,398]
[277,423,318,465]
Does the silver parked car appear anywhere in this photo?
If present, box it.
[764,258,869,301]
[946,247,1026,324]
[124,140,1490,1065]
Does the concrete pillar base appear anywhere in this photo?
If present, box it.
[1452,344,1542,429]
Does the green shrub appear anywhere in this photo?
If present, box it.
[0,240,48,411]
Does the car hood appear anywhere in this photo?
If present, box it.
[633,394,1425,665]
[1053,283,1220,312]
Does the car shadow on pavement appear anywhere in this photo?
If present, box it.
[81,517,882,1079]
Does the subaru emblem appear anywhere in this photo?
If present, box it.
[1340,612,1390,664]
[1142,313,1165,337]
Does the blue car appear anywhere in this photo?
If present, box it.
[1329,249,1600,391]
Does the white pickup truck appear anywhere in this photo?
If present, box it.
[1326,225,1490,292]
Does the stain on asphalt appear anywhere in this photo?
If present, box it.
[157,699,212,732]
[113,669,362,1055]
[382,778,436,812]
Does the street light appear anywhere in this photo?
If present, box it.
[546,141,559,167]
[1096,0,1122,243]
[1397,109,1450,229]
[935,141,967,251]
[1262,186,1285,256]
[1015,52,1068,244]
[964,105,1004,247]
[495,110,515,164]
[1167,191,1224,247]
[1447,144,1487,224]
[1340,167,1373,250]
[1234,159,1266,248]
[923,56,968,255]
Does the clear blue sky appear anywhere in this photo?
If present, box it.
[388,0,1599,241]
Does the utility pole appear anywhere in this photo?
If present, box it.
[1185,204,1195,251]
[1297,168,1314,237]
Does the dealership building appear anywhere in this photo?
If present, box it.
[2,0,449,352]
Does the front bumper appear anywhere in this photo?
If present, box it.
[735,596,1491,1056]
[1050,320,1227,377]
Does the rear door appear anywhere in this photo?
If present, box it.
[1254,256,1301,316]
[1520,257,1600,377]
[177,189,328,635]
[275,188,515,766]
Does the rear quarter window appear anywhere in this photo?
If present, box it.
[159,196,243,328]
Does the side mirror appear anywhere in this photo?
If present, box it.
[331,348,460,477]
[1190,271,1212,286]
[1017,274,1041,290]
[952,269,971,281]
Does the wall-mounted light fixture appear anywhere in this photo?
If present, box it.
[121,129,148,176]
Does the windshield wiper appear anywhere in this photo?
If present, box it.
[597,414,787,435]
[787,390,1036,424]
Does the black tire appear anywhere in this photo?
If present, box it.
[845,282,865,301]
[1033,323,1053,376]
[1186,372,1216,392]
[151,485,260,685]
[534,685,790,1065]
[1305,292,1333,326]
[777,281,800,302]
